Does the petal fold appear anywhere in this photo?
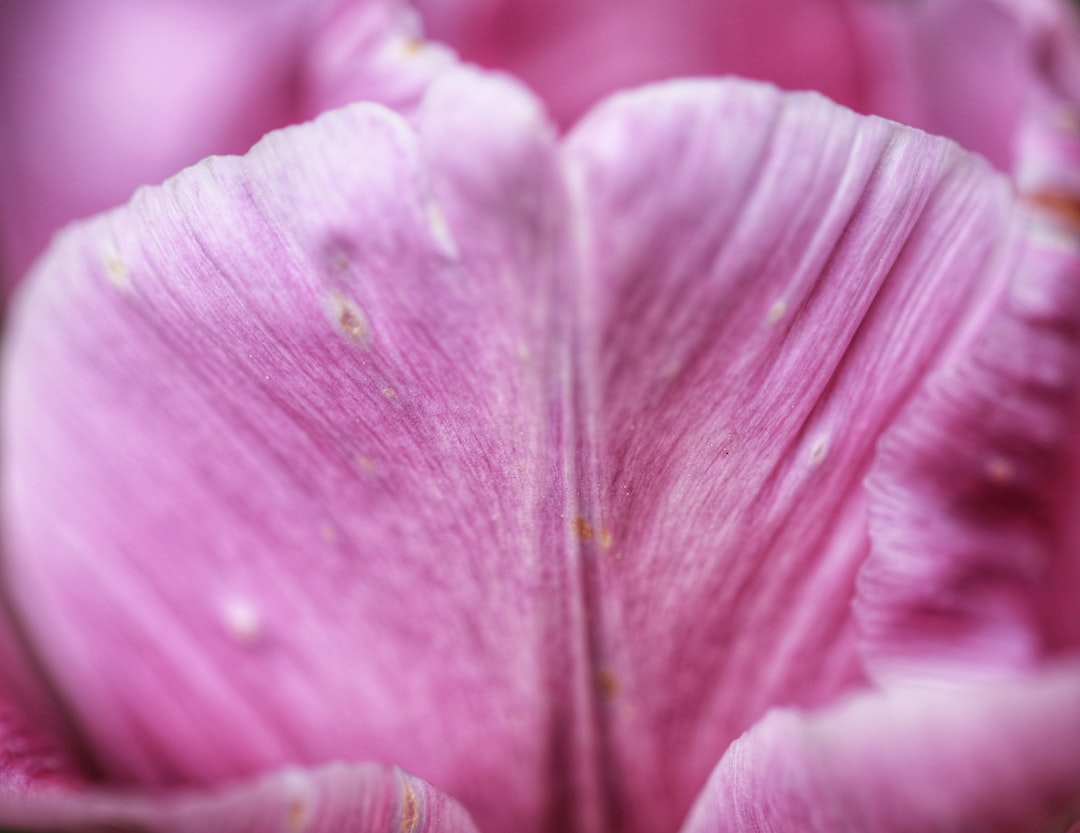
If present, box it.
[680,666,1080,833]
[858,210,1080,678]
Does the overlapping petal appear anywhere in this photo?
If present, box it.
[680,665,1080,833]
[0,761,479,833]
[412,0,1080,174]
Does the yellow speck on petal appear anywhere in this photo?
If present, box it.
[286,798,310,833]
[397,37,426,56]
[985,457,1014,485]
[327,291,371,346]
[400,781,419,833]
[599,529,613,551]
[357,456,377,473]
[104,253,131,289]
[596,667,620,698]
[382,386,397,399]
[1026,190,1080,232]
[767,299,787,325]
[572,515,594,542]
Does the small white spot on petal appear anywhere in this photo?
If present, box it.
[222,597,261,645]
[808,437,829,466]
[767,299,787,325]
[382,385,397,399]
[327,290,370,346]
[426,200,458,258]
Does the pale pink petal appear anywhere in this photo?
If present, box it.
[2,69,594,833]
[563,79,1074,833]
[680,666,1080,833]
[0,761,479,833]
[0,0,451,291]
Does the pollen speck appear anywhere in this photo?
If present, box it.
[808,438,828,466]
[599,529,613,551]
[327,291,370,346]
[1026,190,1080,231]
[985,457,1014,485]
[222,597,260,645]
[382,385,397,399]
[572,515,594,542]
[286,798,310,833]
[767,299,787,324]
[400,781,419,833]
[398,37,425,56]
[104,253,131,289]
[596,667,620,698]
[357,455,377,473]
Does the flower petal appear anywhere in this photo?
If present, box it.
[0,761,479,833]
[562,79,1064,833]
[679,666,1080,833]
[2,69,593,833]
[412,0,1080,172]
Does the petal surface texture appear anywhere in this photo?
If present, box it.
[679,666,1080,833]
[0,761,480,833]
[564,81,1079,833]
[3,68,598,833]
[6,73,1080,833]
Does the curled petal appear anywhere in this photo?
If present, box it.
[680,666,1080,833]
[0,761,479,833]
[858,211,1080,679]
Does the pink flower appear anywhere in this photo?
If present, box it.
[2,2,1080,832]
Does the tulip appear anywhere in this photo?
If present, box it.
[2,2,1080,833]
